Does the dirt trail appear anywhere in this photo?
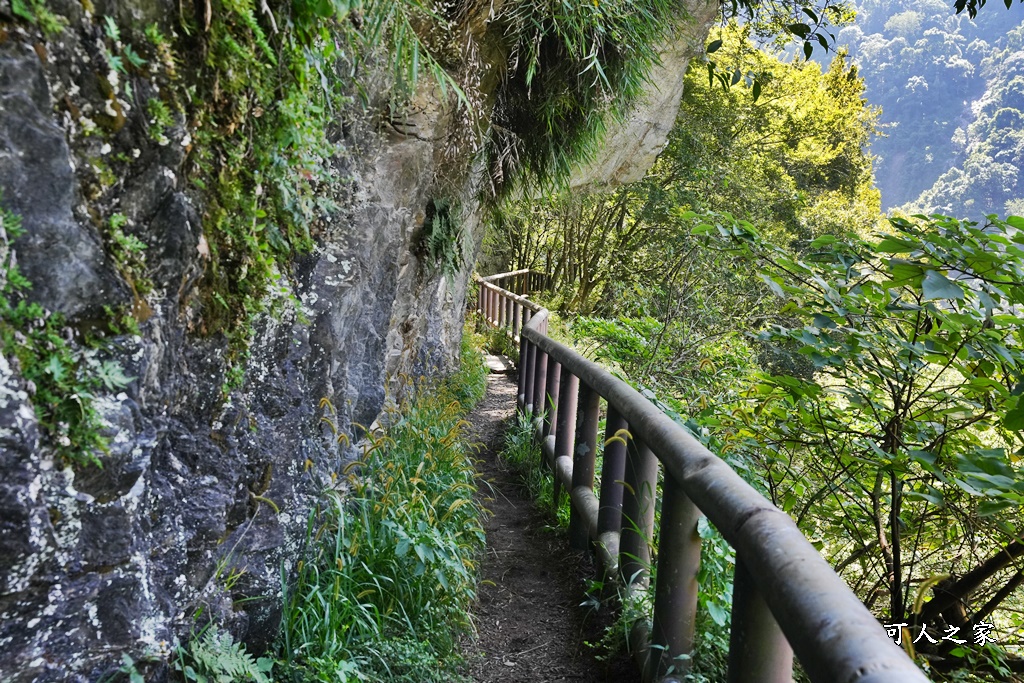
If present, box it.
[462,368,638,683]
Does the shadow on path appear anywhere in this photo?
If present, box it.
[462,369,639,683]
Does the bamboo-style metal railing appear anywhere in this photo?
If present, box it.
[473,270,930,683]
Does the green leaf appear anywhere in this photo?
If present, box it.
[921,269,965,301]
[1004,396,1024,430]
[707,39,723,53]
[11,0,34,22]
[875,236,917,253]
[759,274,786,298]
[787,23,811,38]
[752,79,761,103]
[978,498,1017,516]
[812,313,836,329]
[809,234,836,248]
[45,355,67,382]
[103,15,120,41]
[1006,215,1024,231]
[887,260,925,285]
[707,600,727,626]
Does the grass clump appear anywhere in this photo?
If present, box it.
[487,0,678,194]
[499,411,570,527]
[278,334,488,682]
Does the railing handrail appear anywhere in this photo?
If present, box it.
[475,271,930,683]
[477,268,533,282]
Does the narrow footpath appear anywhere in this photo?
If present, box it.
[462,366,639,683]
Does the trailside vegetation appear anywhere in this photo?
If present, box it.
[277,337,489,682]
[485,16,1024,683]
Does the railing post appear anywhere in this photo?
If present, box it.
[503,293,511,330]
[477,281,483,319]
[523,340,537,415]
[597,407,629,537]
[620,437,658,587]
[647,473,701,681]
[727,558,794,683]
[569,384,600,550]
[513,302,522,341]
[543,360,561,439]
[552,368,579,506]
[517,338,530,412]
[531,347,548,422]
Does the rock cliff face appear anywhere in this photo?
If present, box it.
[0,1,714,679]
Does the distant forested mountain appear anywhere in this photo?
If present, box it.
[839,0,1024,216]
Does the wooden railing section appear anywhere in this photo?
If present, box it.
[473,270,930,683]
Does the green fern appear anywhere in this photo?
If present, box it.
[421,197,465,280]
[175,628,273,683]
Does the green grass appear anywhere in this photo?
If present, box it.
[276,332,488,682]
[499,411,570,527]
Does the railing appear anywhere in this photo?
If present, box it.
[475,269,548,343]
[473,270,930,683]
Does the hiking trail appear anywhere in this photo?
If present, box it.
[462,367,639,683]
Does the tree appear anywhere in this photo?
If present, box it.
[701,212,1024,675]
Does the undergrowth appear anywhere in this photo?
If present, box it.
[496,388,737,681]
[175,627,273,683]
[277,333,488,682]
[499,411,570,528]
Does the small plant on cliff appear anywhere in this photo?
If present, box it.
[106,213,153,299]
[175,627,273,683]
[10,0,66,36]
[420,197,466,281]
[0,200,132,467]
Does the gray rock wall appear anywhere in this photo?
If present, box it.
[0,0,714,679]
